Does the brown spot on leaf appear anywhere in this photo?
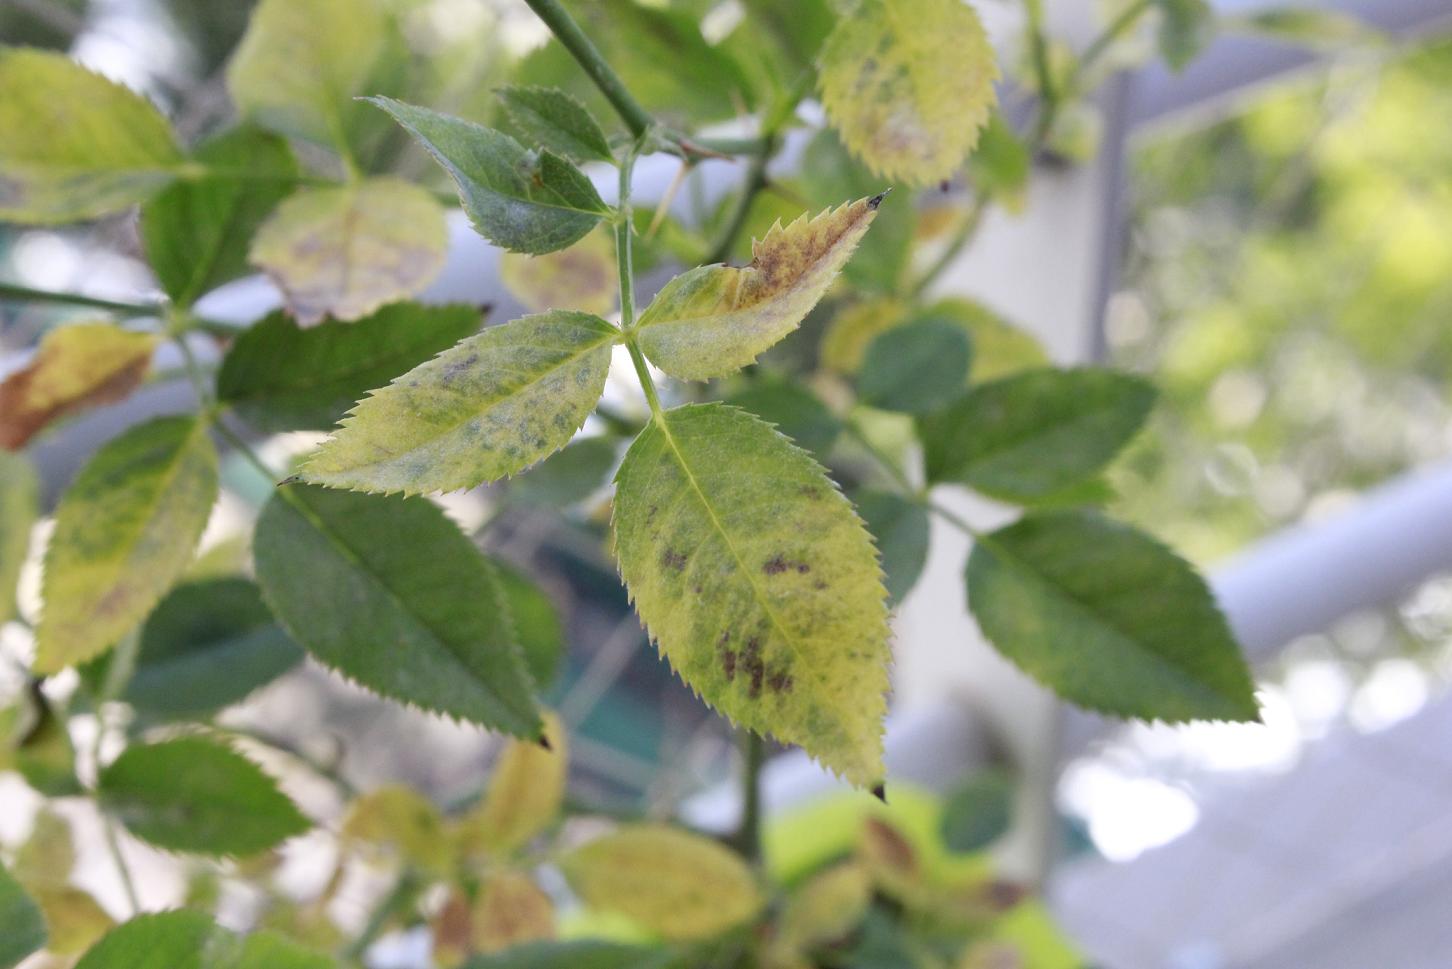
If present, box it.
[661,548,687,572]
[764,555,789,575]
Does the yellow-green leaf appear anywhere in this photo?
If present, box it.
[0,47,184,223]
[500,228,616,317]
[635,196,882,380]
[562,825,763,940]
[34,416,218,673]
[612,404,890,787]
[460,712,566,858]
[249,178,447,325]
[0,451,38,625]
[0,322,157,449]
[302,310,617,495]
[33,887,113,956]
[772,862,872,957]
[818,0,999,186]
[342,785,451,872]
[472,871,556,954]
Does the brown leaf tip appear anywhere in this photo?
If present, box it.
[871,783,887,803]
[277,475,302,488]
[866,190,891,210]
[536,733,553,751]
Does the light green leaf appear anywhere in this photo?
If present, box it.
[0,861,46,968]
[249,178,448,325]
[970,112,1031,211]
[966,511,1259,722]
[818,0,999,187]
[341,786,451,872]
[855,490,929,606]
[140,125,298,308]
[939,769,1013,853]
[724,378,841,460]
[772,862,872,958]
[496,564,565,689]
[301,310,617,495]
[857,318,971,414]
[612,403,890,786]
[920,368,1155,500]
[1154,0,1215,71]
[636,196,882,381]
[35,416,218,673]
[98,736,310,856]
[75,911,335,969]
[0,47,183,223]
[0,452,37,625]
[1229,9,1383,49]
[253,484,542,736]
[497,85,614,164]
[461,941,679,969]
[226,0,387,148]
[370,97,609,255]
[216,303,484,432]
[562,825,764,940]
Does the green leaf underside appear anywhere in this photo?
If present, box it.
[636,196,881,381]
[497,85,614,164]
[35,416,218,674]
[370,96,608,255]
[302,310,616,495]
[122,578,302,719]
[612,403,890,787]
[921,368,1155,499]
[495,564,565,689]
[966,511,1259,722]
[254,484,541,736]
[857,319,971,414]
[98,737,309,856]
[0,47,183,223]
[854,490,929,605]
[0,861,46,967]
[725,379,841,459]
[461,941,680,969]
[0,452,38,626]
[75,910,334,969]
[216,303,484,432]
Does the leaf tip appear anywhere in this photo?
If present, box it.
[536,733,553,751]
[277,474,301,488]
[866,189,891,210]
[871,782,887,804]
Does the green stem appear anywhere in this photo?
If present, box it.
[520,0,656,139]
[214,420,280,483]
[1025,0,1058,114]
[101,817,142,914]
[842,419,918,496]
[615,139,668,421]
[910,193,990,298]
[732,731,765,862]
[1068,0,1153,92]
[344,872,418,962]
[90,630,142,915]
[626,340,664,419]
[0,281,162,317]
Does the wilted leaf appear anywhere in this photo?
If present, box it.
[725,379,841,460]
[500,229,616,316]
[302,310,617,495]
[1155,0,1215,71]
[0,322,157,450]
[613,404,890,787]
[939,770,1014,854]
[966,511,1259,722]
[496,565,565,689]
[254,485,542,735]
[461,712,566,858]
[250,178,448,325]
[370,97,609,255]
[342,786,451,872]
[497,86,613,164]
[818,0,998,186]
[98,735,310,856]
[920,368,1154,500]
[35,416,218,673]
[0,862,46,968]
[635,196,882,381]
[854,490,929,605]
[217,303,484,432]
[857,318,971,414]
[0,48,183,223]
[0,452,37,624]
[472,871,555,953]
[562,825,763,940]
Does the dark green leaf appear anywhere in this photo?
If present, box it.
[216,303,484,432]
[966,511,1259,722]
[140,126,298,308]
[857,319,971,414]
[0,861,46,968]
[254,485,542,736]
[1155,0,1214,71]
[939,769,1014,853]
[725,379,841,459]
[369,97,608,255]
[855,490,929,606]
[497,86,613,164]
[513,437,616,507]
[920,368,1155,500]
[462,940,681,969]
[496,564,565,691]
[98,736,310,856]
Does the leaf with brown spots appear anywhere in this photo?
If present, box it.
[634,196,882,381]
[0,323,157,450]
[612,403,891,788]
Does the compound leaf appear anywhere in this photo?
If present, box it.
[497,85,613,164]
[302,310,617,495]
[636,196,882,381]
[613,404,890,787]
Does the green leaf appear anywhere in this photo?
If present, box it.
[613,403,890,786]
[119,578,302,720]
[938,769,1013,853]
[230,931,336,969]
[513,437,616,507]
[497,86,614,164]
[254,484,542,736]
[14,699,81,797]
[341,786,451,871]
[370,96,608,255]
[970,112,1031,211]
[75,911,335,969]
[818,0,999,187]
[35,416,218,673]
[0,861,46,968]
[799,132,916,294]
[462,941,679,969]
[249,178,448,325]
[562,825,764,940]
[98,736,310,855]
[725,378,841,460]
[0,452,37,625]
[854,491,929,606]
[920,368,1155,500]
[0,47,183,223]
[216,303,484,432]
[857,319,971,414]
[496,564,565,689]
[1154,0,1215,71]
[226,0,387,148]
[301,310,617,495]
[636,196,882,381]
[966,511,1259,722]
[140,125,298,308]
[917,298,1047,382]
[1230,9,1383,49]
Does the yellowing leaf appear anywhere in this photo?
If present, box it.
[250,178,447,325]
[562,825,763,940]
[857,816,921,901]
[0,451,38,625]
[460,712,566,858]
[818,0,999,186]
[14,809,75,890]
[500,229,616,317]
[342,785,451,872]
[772,862,872,958]
[635,196,882,380]
[472,870,556,953]
[0,48,183,223]
[0,323,157,449]
[34,887,113,955]
[302,310,617,495]
[612,404,890,787]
